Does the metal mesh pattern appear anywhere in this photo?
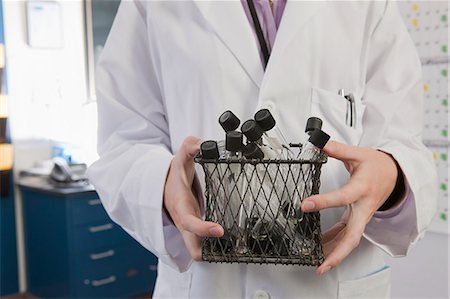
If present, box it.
[195,157,326,266]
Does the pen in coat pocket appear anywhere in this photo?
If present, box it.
[338,89,356,128]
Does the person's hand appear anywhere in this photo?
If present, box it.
[301,140,399,275]
[163,136,224,260]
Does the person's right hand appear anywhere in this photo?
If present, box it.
[163,136,224,260]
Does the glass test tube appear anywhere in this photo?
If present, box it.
[225,131,249,254]
[254,109,294,159]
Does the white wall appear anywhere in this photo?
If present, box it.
[3,0,98,163]
[2,0,96,292]
[389,2,449,298]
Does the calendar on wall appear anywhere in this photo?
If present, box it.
[399,1,449,234]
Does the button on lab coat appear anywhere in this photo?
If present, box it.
[87,1,437,298]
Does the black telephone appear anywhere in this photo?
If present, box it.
[49,158,87,184]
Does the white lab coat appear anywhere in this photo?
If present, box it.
[87,1,438,298]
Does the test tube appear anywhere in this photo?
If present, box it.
[242,143,264,160]
[305,117,323,136]
[289,129,330,226]
[254,109,293,159]
[241,120,284,227]
[225,131,243,159]
[240,143,264,250]
[241,119,264,145]
[201,140,220,160]
[241,119,277,159]
[219,110,240,132]
[218,111,241,158]
[201,141,226,227]
[298,129,330,161]
[224,131,249,254]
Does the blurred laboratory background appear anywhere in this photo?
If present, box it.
[0,1,448,298]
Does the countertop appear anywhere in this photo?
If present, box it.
[17,176,96,196]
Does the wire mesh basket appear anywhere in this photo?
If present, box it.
[195,155,327,266]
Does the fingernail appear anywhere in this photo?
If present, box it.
[320,266,331,275]
[302,201,315,211]
[209,227,221,236]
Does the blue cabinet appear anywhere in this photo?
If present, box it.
[0,171,19,296]
[19,177,158,298]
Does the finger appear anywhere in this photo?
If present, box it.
[181,214,224,238]
[339,206,352,223]
[176,191,224,237]
[302,179,364,212]
[323,227,346,258]
[316,208,366,275]
[180,136,202,160]
[323,140,363,162]
[322,209,351,246]
[322,221,346,244]
[182,230,203,261]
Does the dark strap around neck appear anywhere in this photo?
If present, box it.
[247,0,270,68]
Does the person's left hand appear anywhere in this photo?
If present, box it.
[301,140,399,276]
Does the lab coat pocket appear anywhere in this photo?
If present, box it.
[153,261,192,298]
[338,266,391,299]
[311,87,366,146]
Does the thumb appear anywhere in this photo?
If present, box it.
[323,140,361,161]
[180,136,202,160]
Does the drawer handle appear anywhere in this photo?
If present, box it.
[90,249,115,260]
[88,199,102,206]
[88,223,114,233]
[91,275,116,287]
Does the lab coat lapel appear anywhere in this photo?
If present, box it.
[194,1,264,88]
[261,1,327,92]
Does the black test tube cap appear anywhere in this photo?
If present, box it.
[219,110,240,132]
[254,109,276,132]
[305,117,323,134]
[308,129,330,149]
[226,131,244,152]
[200,140,219,159]
[242,143,264,159]
[241,120,263,142]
